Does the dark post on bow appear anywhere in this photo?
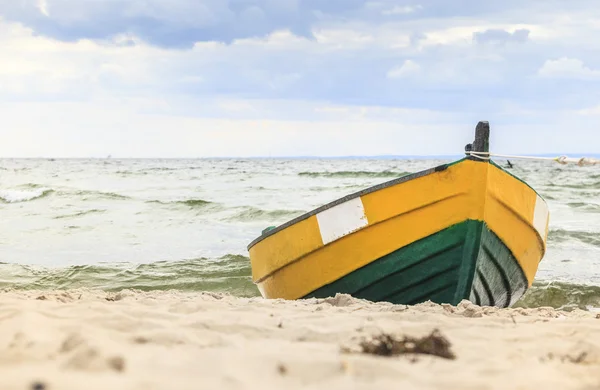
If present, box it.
[465,121,490,159]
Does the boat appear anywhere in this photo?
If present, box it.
[246,121,549,308]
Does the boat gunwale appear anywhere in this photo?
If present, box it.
[489,160,548,203]
[246,158,462,250]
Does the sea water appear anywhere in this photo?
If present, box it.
[1,158,599,310]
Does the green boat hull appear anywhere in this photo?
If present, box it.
[304,220,529,308]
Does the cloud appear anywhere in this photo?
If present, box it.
[37,0,49,17]
[2,1,600,156]
[575,105,600,116]
[0,18,502,109]
[387,60,421,79]
[538,57,600,80]
[381,5,423,16]
[0,0,373,48]
[473,28,530,44]
[2,0,589,48]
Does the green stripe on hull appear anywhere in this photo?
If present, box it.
[304,220,529,307]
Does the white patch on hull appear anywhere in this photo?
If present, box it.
[533,195,549,245]
[316,197,369,245]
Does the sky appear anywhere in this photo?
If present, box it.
[1,0,600,157]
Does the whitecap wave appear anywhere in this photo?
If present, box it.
[0,188,53,203]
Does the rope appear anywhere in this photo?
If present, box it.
[465,151,599,166]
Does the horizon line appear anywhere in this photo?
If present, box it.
[1,153,599,160]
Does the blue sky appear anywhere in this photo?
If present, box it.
[1,0,599,157]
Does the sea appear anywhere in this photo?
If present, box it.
[1,157,599,311]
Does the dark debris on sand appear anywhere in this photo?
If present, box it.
[31,382,46,390]
[542,352,589,364]
[353,329,456,360]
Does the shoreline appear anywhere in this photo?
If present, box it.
[2,288,600,389]
[1,276,600,313]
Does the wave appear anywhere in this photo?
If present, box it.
[547,182,600,190]
[298,170,411,179]
[16,183,46,189]
[70,190,130,200]
[1,185,134,203]
[147,199,216,208]
[226,207,306,222]
[547,229,600,247]
[115,167,193,175]
[115,170,148,176]
[141,167,180,172]
[54,209,106,219]
[0,255,258,297]
[514,280,600,311]
[0,188,54,203]
[566,202,600,212]
[309,184,367,192]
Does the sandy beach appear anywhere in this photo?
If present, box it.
[0,289,598,390]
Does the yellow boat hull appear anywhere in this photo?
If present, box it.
[247,152,549,307]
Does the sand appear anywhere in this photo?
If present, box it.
[1,289,599,390]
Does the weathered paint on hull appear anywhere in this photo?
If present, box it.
[470,221,529,307]
[304,220,528,307]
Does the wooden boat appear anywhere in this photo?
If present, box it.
[246,121,549,308]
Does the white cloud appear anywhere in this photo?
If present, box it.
[574,105,600,116]
[231,29,309,48]
[37,0,49,17]
[538,57,600,80]
[420,24,545,47]
[382,5,422,16]
[387,60,421,79]
[312,28,375,49]
[0,24,162,98]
